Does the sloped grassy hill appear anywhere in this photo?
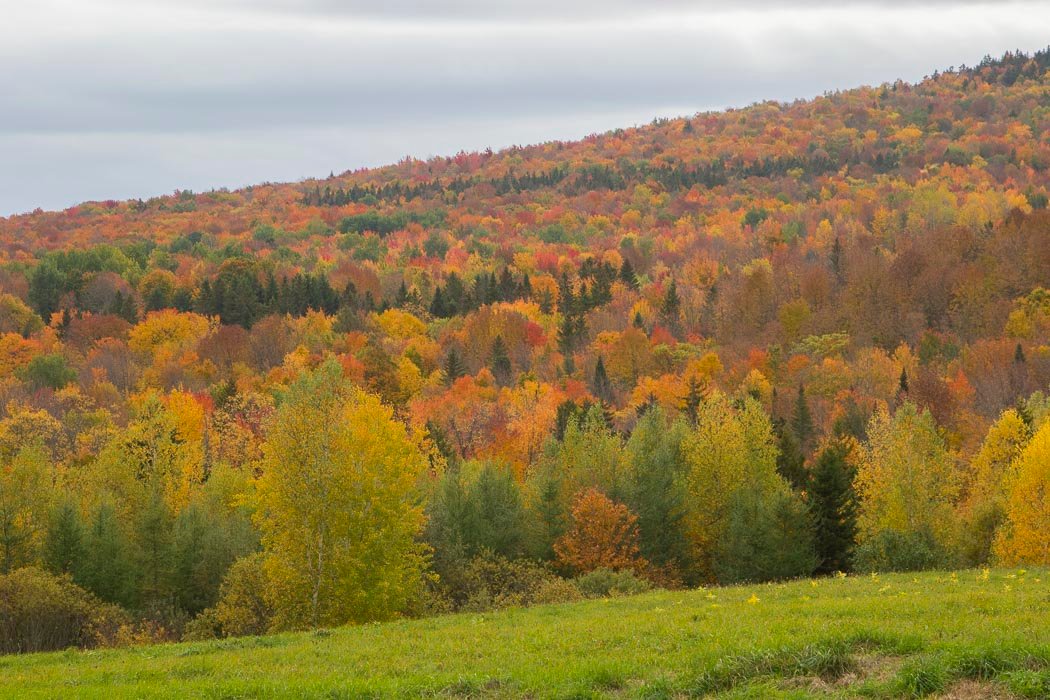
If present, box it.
[3,569,1048,699]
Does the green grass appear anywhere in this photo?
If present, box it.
[2,569,1049,698]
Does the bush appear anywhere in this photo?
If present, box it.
[0,567,127,654]
[853,529,948,573]
[183,553,272,641]
[575,568,652,599]
[456,551,561,612]
[531,578,584,605]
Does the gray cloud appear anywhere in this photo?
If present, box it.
[1,1,1047,215]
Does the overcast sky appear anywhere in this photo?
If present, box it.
[1,1,1048,216]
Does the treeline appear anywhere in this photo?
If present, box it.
[3,357,1049,654]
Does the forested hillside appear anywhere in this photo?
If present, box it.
[1,50,1049,651]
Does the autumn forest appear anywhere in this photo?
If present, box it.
[1,50,1050,653]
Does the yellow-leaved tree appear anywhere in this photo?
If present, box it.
[0,445,52,572]
[680,392,780,580]
[255,360,430,630]
[959,408,1029,565]
[994,420,1050,565]
[855,402,959,563]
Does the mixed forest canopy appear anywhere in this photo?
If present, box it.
[1,49,1050,650]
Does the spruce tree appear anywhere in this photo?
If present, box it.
[81,501,136,607]
[444,348,466,385]
[791,384,815,453]
[619,259,638,289]
[660,279,681,323]
[592,356,613,404]
[775,420,808,491]
[683,376,704,425]
[42,498,84,577]
[135,493,175,610]
[625,408,691,573]
[489,335,512,385]
[810,442,858,574]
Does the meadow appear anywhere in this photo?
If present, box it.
[2,568,1048,699]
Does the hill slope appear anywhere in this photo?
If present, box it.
[3,569,1048,698]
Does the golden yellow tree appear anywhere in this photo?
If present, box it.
[994,421,1050,565]
[680,392,780,580]
[959,409,1029,563]
[0,445,52,572]
[855,402,959,553]
[255,360,429,630]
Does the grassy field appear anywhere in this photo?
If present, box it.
[2,569,1049,699]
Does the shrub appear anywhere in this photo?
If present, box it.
[456,551,561,612]
[531,578,584,605]
[853,529,948,573]
[183,553,272,640]
[0,567,127,654]
[575,568,652,599]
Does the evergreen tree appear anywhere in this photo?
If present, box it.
[625,408,691,574]
[713,486,818,584]
[660,279,681,325]
[528,464,567,561]
[469,464,526,558]
[489,335,512,386]
[557,313,578,355]
[135,493,175,611]
[830,235,843,281]
[810,442,858,574]
[81,501,136,607]
[775,420,808,491]
[443,348,466,386]
[791,384,815,453]
[42,498,85,577]
[430,287,449,317]
[683,377,704,425]
[592,356,614,404]
[621,257,637,288]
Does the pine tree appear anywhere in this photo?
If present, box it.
[489,335,512,385]
[683,376,704,425]
[444,348,466,385]
[775,420,808,491]
[791,384,815,452]
[81,501,136,607]
[557,313,578,355]
[1014,342,1026,364]
[830,235,843,281]
[660,279,681,324]
[810,442,858,574]
[136,492,175,610]
[42,498,84,577]
[592,356,613,404]
[430,287,448,317]
[619,259,638,289]
[625,408,691,573]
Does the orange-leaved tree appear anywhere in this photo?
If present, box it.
[554,488,646,575]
